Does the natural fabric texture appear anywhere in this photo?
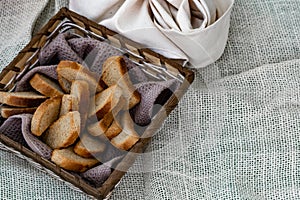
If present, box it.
[71,0,234,68]
[0,114,53,159]
[1,0,300,200]
[15,65,58,92]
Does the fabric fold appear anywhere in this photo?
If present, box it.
[0,114,52,159]
[70,0,234,68]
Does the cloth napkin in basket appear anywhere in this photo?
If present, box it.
[70,0,234,68]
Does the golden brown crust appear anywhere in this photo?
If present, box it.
[51,148,99,172]
[0,106,37,118]
[87,120,108,137]
[74,143,92,158]
[95,101,112,120]
[31,97,61,136]
[57,61,103,93]
[88,85,117,119]
[74,134,106,158]
[57,75,71,93]
[29,73,64,97]
[128,90,141,109]
[42,111,80,149]
[88,90,125,137]
[0,92,47,107]
[105,120,122,140]
[110,111,139,150]
[110,131,139,151]
[101,56,128,87]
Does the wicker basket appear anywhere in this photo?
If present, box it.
[0,8,194,199]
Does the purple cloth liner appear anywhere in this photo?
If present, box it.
[39,33,148,83]
[133,79,180,126]
[39,33,83,65]
[1,33,181,186]
[0,114,52,159]
[15,65,58,92]
[82,156,123,187]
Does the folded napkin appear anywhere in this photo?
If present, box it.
[70,0,234,68]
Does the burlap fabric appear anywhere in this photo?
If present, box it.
[1,0,300,199]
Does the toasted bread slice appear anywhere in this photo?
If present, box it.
[51,147,99,172]
[88,85,121,120]
[101,56,128,86]
[70,80,90,129]
[87,113,112,137]
[31,97,61,136]
[0,91,46,107]
[110,111,139,150]
[101,56,140,109]
[29,73,64,97]
[60,94,79,116]
[57,74,72,93]
[57,60,103,93]
[105,119,122,140]
[74,134,106,158]
[43,111,80,149]
[0,106,37,118]
[88,93,124,137]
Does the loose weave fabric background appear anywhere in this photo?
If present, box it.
[1,0,300,199]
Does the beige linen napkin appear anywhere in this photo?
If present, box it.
[150,0,234,68]
[70,0,234,68]
[69,0,125,22]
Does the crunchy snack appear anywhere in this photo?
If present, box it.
[29,73,64,97]
[42,111,80,149]
[0,91,46,107]
[74,133,106,158]
[0,106,37,118]
[31,97,61,136]
[1,56,143,172]
[51,147,99,173]
[102,56,140,109]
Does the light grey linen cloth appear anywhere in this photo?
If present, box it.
[1,0,300,199]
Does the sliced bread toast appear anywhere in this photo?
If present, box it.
[31,97,61,136]
[110,111,139,150]
[101,56,140,109]
[88,92,124,137]
[29,73,64,97]
[60,94,79,116]
[74,133,106,158]
[70,80,90,129]
[51,147,99,172]
[43,111,80,149]
[0,91,46,107]
[104,118,122,140]
[88,85,120,120]
[58,74,72,93]
[57,60,103,93]
[87,113,112,137]
[0,106,37,118]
